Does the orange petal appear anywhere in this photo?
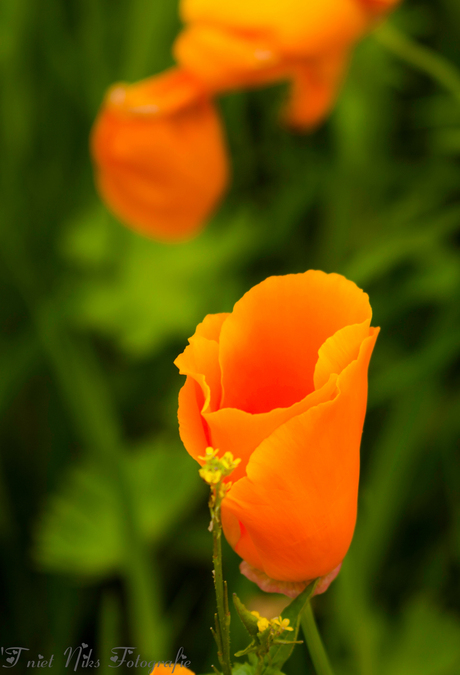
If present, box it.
[180,0,368,57]
[150,666,195,674]
[194,312,229,341]
[174,312,229,414]
[90,68,229,242]
[219,271,372,414]
[177,378,210,462]
[222,328,379,581]
[314,319,371,390]
[175,336,222,413]
[358,0,401,18]
[283,52,349,130]
[175,313,229,461]
[108,68,204,116]
[203,374,338,482]
[174,25,291,92]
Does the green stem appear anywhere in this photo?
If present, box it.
[212,502,232,675]
[300,602,335,675]
[374,22,460,105]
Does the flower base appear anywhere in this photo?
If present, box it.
[240,561,342,599]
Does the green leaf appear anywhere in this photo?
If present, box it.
[267,581,316,672]
[33,441,203,577]
[231,663,257,675]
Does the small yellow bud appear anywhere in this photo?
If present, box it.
[250,610,270,633]
[198,447,241,486]
[199,446,219,461]
[221,451,241,471]
[199,467,222,485]
[257,617,270,632]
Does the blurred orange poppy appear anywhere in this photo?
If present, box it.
[174,0,399,129]
[359,0,400,16]
[175,271,379,589]
[91,68,229,241]
[150,667,194,674]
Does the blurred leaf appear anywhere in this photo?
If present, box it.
[60,205,258,356]
[34,441,203,576]
[231,664,257,675]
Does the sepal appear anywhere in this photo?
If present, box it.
[233,593,260,637]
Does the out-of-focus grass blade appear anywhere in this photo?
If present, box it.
[34,442,201,576]
[381,597,460,675]
[121,0,179,81]
[98,591,123,675]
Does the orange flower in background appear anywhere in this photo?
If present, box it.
[148,647,194,674]
[150,666,195,674]
[175,271,379,591]
[174,0,400,129]
[91,68,229,242]
[359,0,401,16]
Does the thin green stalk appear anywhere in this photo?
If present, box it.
[211,498,232,675]
[99,591,122,675]
[374,22,460,105]
[254,656,264,675]
[300,602,335,675]
[201,450,239,675]
[121,0,177,80]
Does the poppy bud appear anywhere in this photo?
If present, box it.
[91,68,229,241]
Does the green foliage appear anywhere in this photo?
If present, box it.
[382,598,460,675]
[34,442,203,577]
[233,586,315,673]
[267,586,315,671]
[231,664,259,675]
[60,205,259,356]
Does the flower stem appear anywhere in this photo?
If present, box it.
[300,602,335,675]
[211,494,232,675]
[200,449,240,675]
[374,22,460,105]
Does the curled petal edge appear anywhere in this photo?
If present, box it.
[240,560,342,599]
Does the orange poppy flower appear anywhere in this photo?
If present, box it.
[173,0,399,129]
[359,0,400,16]
[91,68,229,241]
[150,666,194,674]
[175,271,379,589]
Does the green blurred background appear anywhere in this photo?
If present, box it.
[1,0,460,673]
